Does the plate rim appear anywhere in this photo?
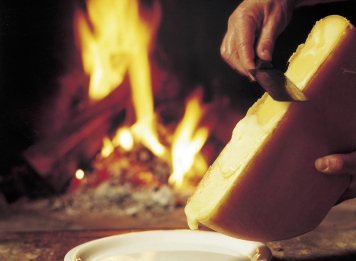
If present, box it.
[64,229,272,261]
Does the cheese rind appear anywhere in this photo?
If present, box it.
[185,15,356,242]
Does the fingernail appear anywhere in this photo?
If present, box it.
[315,158,329,172]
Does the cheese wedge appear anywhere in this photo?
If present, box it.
[185,15,356,242]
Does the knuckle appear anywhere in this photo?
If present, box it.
[259,36,274,47]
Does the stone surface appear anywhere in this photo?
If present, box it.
[1,195,356,260]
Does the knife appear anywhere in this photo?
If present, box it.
[248,60,308,102]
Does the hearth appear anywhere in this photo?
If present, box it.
[0,0,258,204]
[2,0,355,208]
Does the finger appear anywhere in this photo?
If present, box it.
[315,153,356,175]
[255,4,289,61]
[235,17,258,74]
[220,34,246,75]
[220,20,256,76]
[255,22,275,61]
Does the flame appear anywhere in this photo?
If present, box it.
[112,127,134,151]
[169,88,211,189]
[74,0,213,189]
[101,136,115,158]
[74,0,165,157]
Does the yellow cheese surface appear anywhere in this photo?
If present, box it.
[185,15,354,241]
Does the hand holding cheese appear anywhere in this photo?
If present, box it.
[315,152,356,202]
[185,15,356,242]
[221,0,350,77]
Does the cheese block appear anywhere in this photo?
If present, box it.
[184,15,356,242]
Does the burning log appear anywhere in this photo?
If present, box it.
[22,83,131,192]
[14,0,223,198]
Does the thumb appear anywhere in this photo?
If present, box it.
[315,152,356,176]
[255,24,276,61]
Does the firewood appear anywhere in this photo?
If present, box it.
[22,84,131,191]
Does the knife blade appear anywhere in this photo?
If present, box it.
[248,60,308,102]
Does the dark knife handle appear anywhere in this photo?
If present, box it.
[256,59,273,69]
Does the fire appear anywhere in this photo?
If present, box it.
[112,127,134,151]
[74,0,165,157]
[74,0,213,189]
[169,88,211,189]
[101,137,115,158]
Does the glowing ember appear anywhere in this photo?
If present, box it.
[75,169,85,180]
[169,88,211,189]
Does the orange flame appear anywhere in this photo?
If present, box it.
[74,0,165,157]
[169,88,211,189]
[74,1,213,189]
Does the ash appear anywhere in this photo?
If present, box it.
[10,181,176,220]
[9,145,179,219]
[50,182,176,217]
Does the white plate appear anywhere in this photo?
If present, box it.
[64,230,272,261]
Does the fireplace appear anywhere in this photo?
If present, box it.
[0,0,262,204]
[1,0,355,205]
